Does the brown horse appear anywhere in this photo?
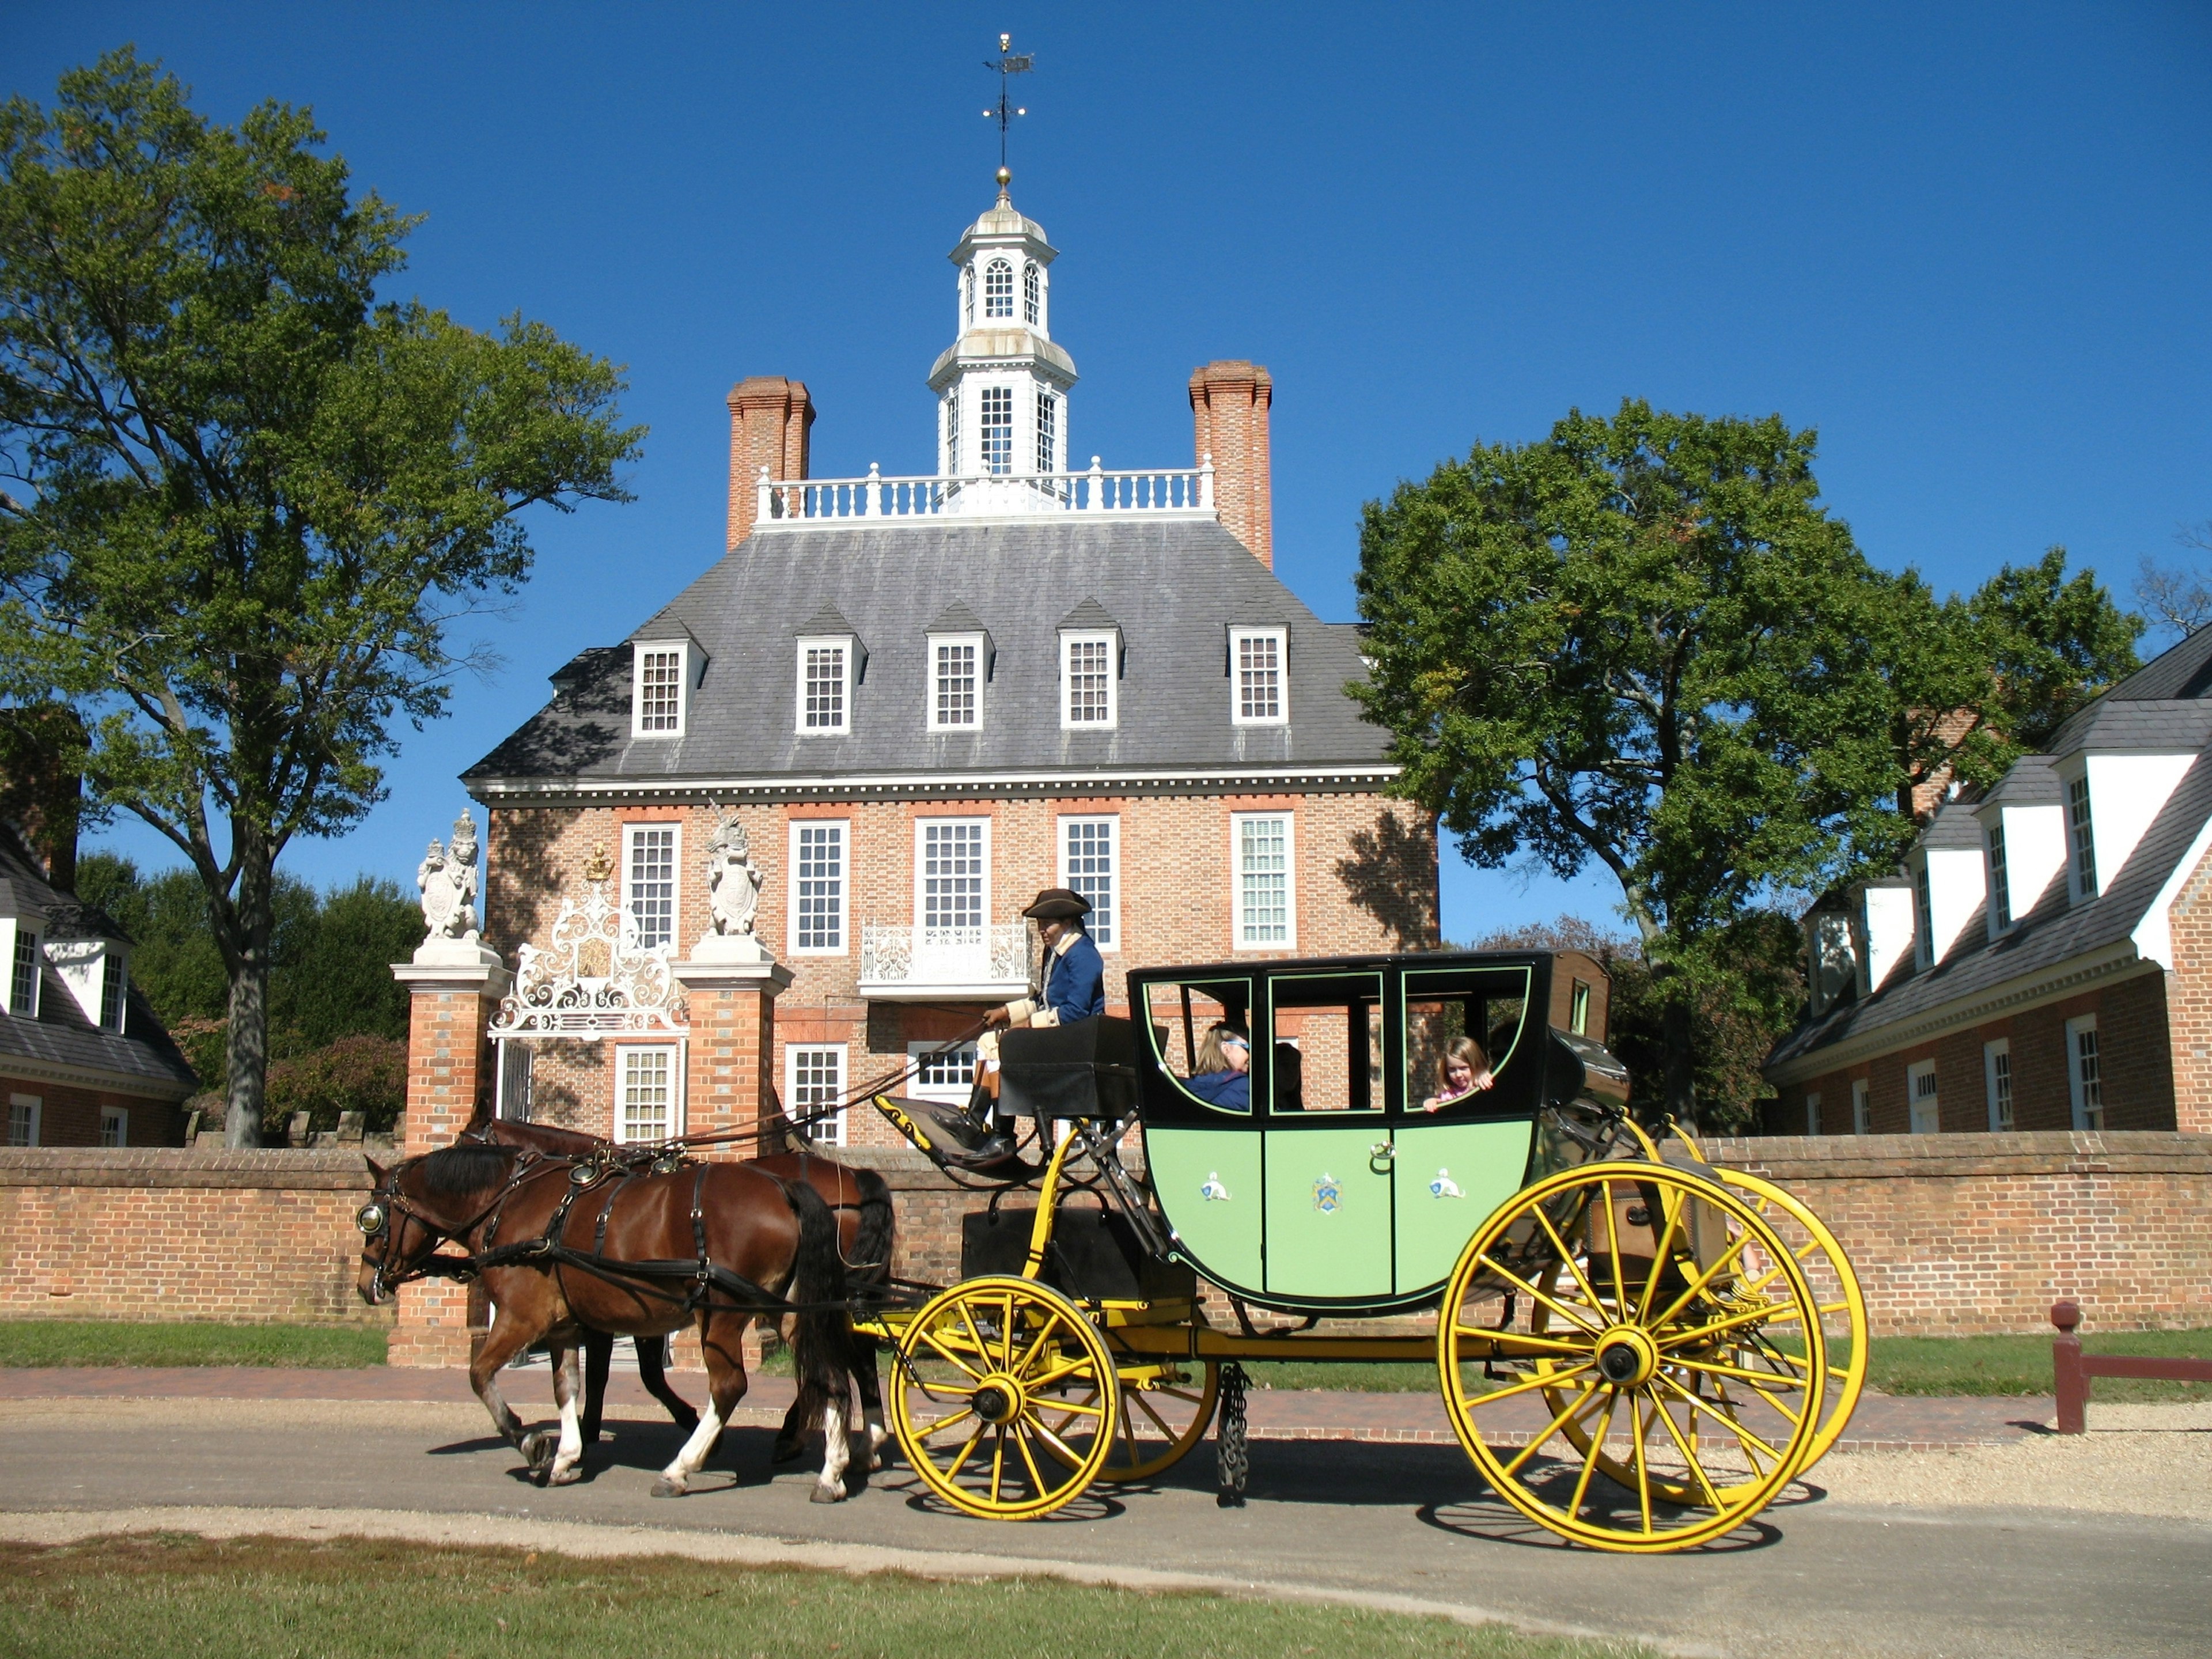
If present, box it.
[463,1114,894,1469]
[357,1143,858,1499]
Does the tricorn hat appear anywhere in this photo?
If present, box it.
[1021,887,1092,922]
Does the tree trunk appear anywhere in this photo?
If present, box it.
[221,831,276,1148]
[1661,988,1697,1131]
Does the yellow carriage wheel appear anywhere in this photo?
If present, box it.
[888,1275,1119,1520]
[1438,1162,1826,1552]
[1095,1356,1219,1483]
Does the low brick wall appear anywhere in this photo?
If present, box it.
[1698,1131,2212,1336]
[0,1149,393,1327]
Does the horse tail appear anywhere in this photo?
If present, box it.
[849,1166,895,1291]
[782,1177,858,1411]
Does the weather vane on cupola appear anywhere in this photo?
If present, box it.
[982,32,1033,188]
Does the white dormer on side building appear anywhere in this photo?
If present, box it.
[2054,749,2197,906]
[0,880,48,1018]
[1804,899,1858,1017]
[1971,756,2067,936]
[44,935,128,1033]
[1911,803,1988,969]
[1853,874,1917,997]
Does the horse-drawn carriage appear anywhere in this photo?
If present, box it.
[356,946,1864,1551]
[866,949,1867,1551]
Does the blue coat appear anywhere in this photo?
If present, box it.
[1041,930,1107,1024]
[1183,1069,1250,1112]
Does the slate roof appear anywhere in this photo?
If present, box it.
[0,827,199,1098]
[1918,801,1986,850]
[465,517,1391,790]
[1771,625,2212,1072]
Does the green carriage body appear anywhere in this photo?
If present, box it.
[1124,950,1626,1317]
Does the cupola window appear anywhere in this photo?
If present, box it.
[963,266,974,325]
[980,386,1014,474]
[1036,393,1057,477]
[944,391,962,474]
[984,259,1014,319]
[1023,263,1040,325]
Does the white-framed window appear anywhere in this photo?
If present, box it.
[1983,1038,2014,1132]
[1569,980,1592,1036]
[1231,627,1287,725]
[789,820,847,955]
[1060,816,1117,950]
[1805,1091,1822,1136]
[787,1043,847,1148]
[2068,774,2097,899]
[909,1040,978,1103]
[99,955,126,1032]
[917,819,989,939]
[1036,391,1057,478]
[615,1046,677,1144]
[2066,1015,2104,1131]
[497,1040,533,1123]
[6,1093,39,1148]
[1851,1077,1871,1135]
[1913,859,1934,968]
[1061,632,1117,730]
[797,637,851,735]
[623,823,679,951]
[980,385,1014,474]
[6,923,39,1017]
[1988,823,2012,930]
[944,389,962,474]
[984,257,1014,319]
[1907,1060,1940,1135]
[1233,812,1294,949]
[930,635,982,730]
[99,1106,127,1147]
[632,642,687,737]
[1023,262,1040,325]
[963,265,974,326]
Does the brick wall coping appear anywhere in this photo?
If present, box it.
[1683,1130,2212,1181]
[0,1148,378,1192]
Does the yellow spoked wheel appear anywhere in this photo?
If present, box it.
[1097,1357,1219,1483]
[888,1275,1119,1520]
[1439,1162,1826,1552]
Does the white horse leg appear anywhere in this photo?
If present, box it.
[812,1396,852,1503]
[652,1399,725,1498]
[861,1393,888,1471]
[547,1346,586,1486]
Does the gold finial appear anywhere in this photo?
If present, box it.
[995,165,1012,199]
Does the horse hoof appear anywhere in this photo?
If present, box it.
[550,1464,583,1487]
[810,1480,846,1505]
[651,1477,685,1498]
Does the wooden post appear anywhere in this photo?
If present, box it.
[2051,1299,2087,1434]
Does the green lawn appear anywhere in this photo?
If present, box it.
[0,1535,1654,1659]
[1858,1328,2212,1401]
[0,1320,387,1369]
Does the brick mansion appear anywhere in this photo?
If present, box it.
[456,175,1440,1153]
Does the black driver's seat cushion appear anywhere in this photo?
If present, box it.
[873,1094,1037,1178]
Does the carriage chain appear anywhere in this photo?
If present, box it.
[1215,1361,1249,1508]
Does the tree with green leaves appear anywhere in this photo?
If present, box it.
[1355,400,1914,1122]
[0,50,643,1144]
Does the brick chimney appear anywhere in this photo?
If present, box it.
[0,703,84,892]
[1189,361,1274,567]
[725,377,815,549]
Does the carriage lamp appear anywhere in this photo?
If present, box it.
[355,1202,387,1236]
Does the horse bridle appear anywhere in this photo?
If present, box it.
[357,1156,539,1301]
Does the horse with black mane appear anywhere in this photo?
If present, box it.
[460,1112,895,1471]
[357,1142,859,1500]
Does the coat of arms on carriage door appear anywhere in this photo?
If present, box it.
[1312,1173,1342,1213]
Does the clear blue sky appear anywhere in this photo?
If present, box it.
[10,2,2210,944]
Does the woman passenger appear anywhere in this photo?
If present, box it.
[1183,1022,1251,1112]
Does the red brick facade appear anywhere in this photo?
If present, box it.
[0,1073,187,1149]
[483,791,1438,1150]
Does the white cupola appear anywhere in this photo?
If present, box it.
[927,169,1078,509]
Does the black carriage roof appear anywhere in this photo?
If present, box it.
[1125,949,1559,985]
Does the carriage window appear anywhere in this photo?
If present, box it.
[1143,976,1252,1115]
[1268,972,1382,1114]
[1404,967,1533,1119]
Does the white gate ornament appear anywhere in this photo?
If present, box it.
[487,861,687,1040]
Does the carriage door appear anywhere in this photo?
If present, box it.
[1262,971,1392,1301]
[1392,966,1540,1297]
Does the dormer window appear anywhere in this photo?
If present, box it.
[930,634,983,730]
[1023,262,1040,325]
[984,258,1014,319]
[1231,627,1287,725]
[1914,860,1935,968]
[5,923,38,1018]
[1062,631,1118,729]
[2067,775,2097,899]
[99,953,126,1032]
[631,642,688,737]
[1988,824,2011,930]
[797,637,851,734]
